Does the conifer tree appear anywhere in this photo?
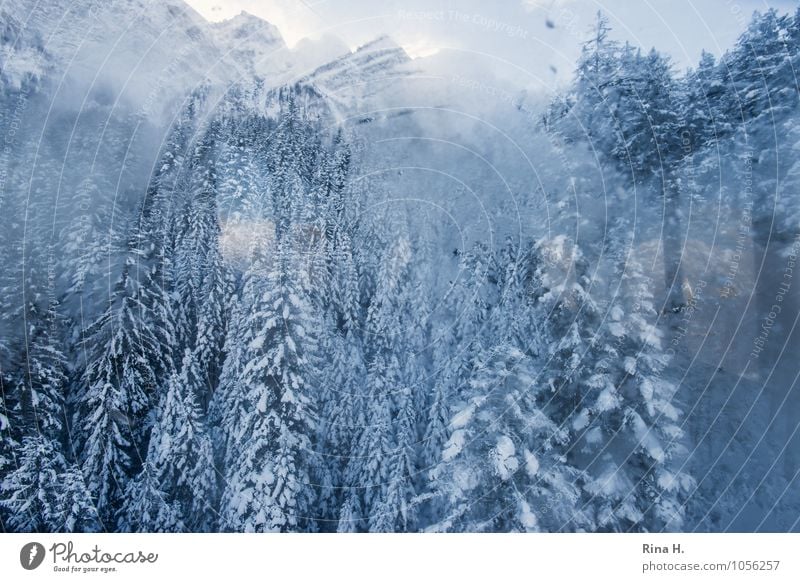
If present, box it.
[1,436,100,532]
[74,266,166,525]
[118,464,184,533]
[219,240,319,532]
[144,350,217,531]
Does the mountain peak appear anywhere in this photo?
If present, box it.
[212,10,284,44]
[229,10,269,26]
[209,9,290,82]
[354,34,405,56]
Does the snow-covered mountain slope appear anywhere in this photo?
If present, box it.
[2,1,402,123]
[208,12,352,88]
[1,0,546,283]
[210,11,291,83]
[1,0,548,257]
[289,34,351,78]
[301,35,414,118]
[2,0,233,119]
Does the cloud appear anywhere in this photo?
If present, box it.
[184,0,791,87]
[521,0,574,11]
[187,0,322,46]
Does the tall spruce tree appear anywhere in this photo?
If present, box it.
[219,239,320,532]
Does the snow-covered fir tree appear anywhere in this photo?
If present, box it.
[219,238,321,532]
[1,436,100,532]
[130,349,217,531]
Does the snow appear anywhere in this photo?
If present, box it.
[657,470,678,492]
[256,391,268,414]
[210,11,289,81]
[585,426,603,445]
[442,429,466,462]
[2,0,235,121]
[608,322,626,337]
[524,450,540,477]
[572,408,590,431]
[0,44,49,89]
[628,411,665,463]
[595,388,620,412]
[450,403,476,429]
[452,465,479,493]
[3,0,797,535]
[249,334,265,350]
[519,500,538,530]
[639,378,655,412]
[491,436,519,480]
[585,463,631,498]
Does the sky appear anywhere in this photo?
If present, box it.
[184,0,797,88]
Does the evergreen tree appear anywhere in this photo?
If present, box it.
[118,464,184,533]
[430,343,587,532]
[428,242,587,532]
[339,236,421,531]
[534,237,693,531]
[315,326,366,530]
[193,239,229,406]
[74,268,164,525]
[143,350,217,531]
[211,289,249,473]
[339,368,394,532]
[0,392,11,479]
[549,14,689,313]
[59,175,111,301]
[1,300,100,533]
[18,310,70,441]
[1,436,100,532]
[174,139,219,345]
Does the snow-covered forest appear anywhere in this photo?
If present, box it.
[1,1,799,532]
